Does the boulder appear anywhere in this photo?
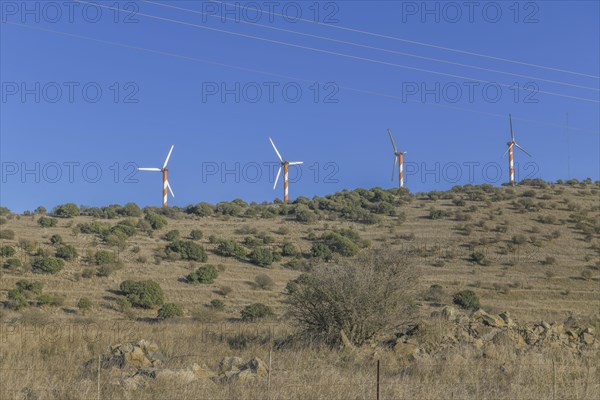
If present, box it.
[124,346,151,368]
[441,306,456,321]
[499,311,513,326]
[219,356,245,373]
[472,310,504,328]
[581,333,594,345]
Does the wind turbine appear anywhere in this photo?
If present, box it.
[269,137,303,202]
[503,114,531,186]
[138,145,175,207]
[388,129,406,188]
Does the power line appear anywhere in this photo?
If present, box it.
[141,0,599,92]
[76,1,599,104]
[5,21,598,135]
[207,0,600,80]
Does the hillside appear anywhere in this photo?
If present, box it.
[1,179,599,399]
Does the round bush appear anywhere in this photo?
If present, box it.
[56,245,78,261]
[77,297,93,311]
[209,299,225,310]
[0,245,16,257]
[53,203,80,218]
[453,290,480,310]
[187,265,218,284]
[164,230,180,242]
[3,258,22,271]
[240,303,274,322]
[189,229,204,240]
[157,303,184,320]
[95,250,115,265]
[37,216,57,228]
[166,241,208,262]
[119,280,164,308]
[50,234,63,245]
[249,247,274,267]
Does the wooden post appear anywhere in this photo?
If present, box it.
[376,359,380,400]
[97,355,101,400]
[267,349,272,400]
[552,359,556,400]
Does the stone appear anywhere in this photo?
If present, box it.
[219,356,245,373]
[472,310,504,328]
[137,339,159,353]
[499,311,513,326]
[441,306,457,321]
[541,321,551,331]
[125,347,151,368]
[581,333,594,345]
[191,363,216,379]
[245,357,268,377]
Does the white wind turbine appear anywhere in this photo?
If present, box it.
[138,144,175,207]
[269,137,303,202]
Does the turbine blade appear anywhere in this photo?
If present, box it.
[138,168,161,171]
[502,144,513,157]
[163,145,174,169]
[392,156,397,181]
[509,114,515,141]
[166,181,175,198]
[388,128,398,153]
[273,166,282,190]
[269,137,283,162]
[289,161,304,165]
[514,143,532,157]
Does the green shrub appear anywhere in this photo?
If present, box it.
[164,230,180,242]
[470,252,490,266]
[165,241,208,262]
[285,273,311,295]
[429,209,447,220]
[77,297,93,312]
[32,257,65,274]
[209,299,225,310]
[453,290,480,310]
[7,289,28,309]
[186,202,214,217]
[157,303,184,320]
[281,242,300,258]
[216,240,246,259]
[3,258,22,271]
[120,203,142,217]
[240,303,274,322]
[119,280,164,308]
[295,205,318,223]
[53,203,80,218]
[36,293,55,306]
[189,229,204,240]
[310,243,333,261]
[16,280,44,296]
[254,273,274,290]
[187,265,218,284]
[55,244,78,261]
[512,234,527,245]
[50,234,63,245]
[37,216,57,227]
[0,229,15,239]
[95,250,115,265]
[144,211,167,230]
[320,232,360,257]
[249,247,274,267]
[0,245,15,257]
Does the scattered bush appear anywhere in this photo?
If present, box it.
[189,229,204,240]
[470,252,490,266]
[0,245,15,257]
[32,257,65,274]
[187,265,218,284]
[7,289,28,309]
[144,211,167,230]
[3,258,22,271]
[249,247,274,267]
[542,256,556,265]
[55,244,78,261]
[157,303,184,320]
[16,280,44,295]
[50,234,63,245]
[53,203,80,218]
[37,216,57,228]
[512,234,527,245]
[581,270,593,281]
[241,303,274,322]
[209,299,225,310]
[281,242,300,258]
[254,273,274,290]
[453,290,480,310]
[215,240,246,259]
[119,280,164,308]
[186,202,214,217]
[166,240,208,262]
[77,297,93,312]
[219,286,233,297]
[164,230,180,242]
[0,229,15,239]
[95,250,115,265]
[429,209,448,220]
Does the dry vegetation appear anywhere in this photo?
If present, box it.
[1,179,599,399]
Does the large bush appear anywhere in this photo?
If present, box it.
[0,245,16,257]
[240,303,274,322]
[55,244,78,261]
[186,202,214,217]
[144,211,167,230]
[95,250,115,265]
[453,290,480,310]
[288,249,418,346]
[165,240,208,262]
[37,216,57,228]
[186,265,218,284]
[119,280,164,308]
[32,257,65,274]
[53,203,80,218]
[215,240,246,259]
[249,247,274,267]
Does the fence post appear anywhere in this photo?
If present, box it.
[267,349,272,400]
[376,359,380,400]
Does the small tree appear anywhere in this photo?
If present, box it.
[241,303,274,322]
[37,216,57,228]
[53,203,80,218]
[56,245,78,261]
[77,297,93,312]
[249,247,274,267]
[0,245,15,257]
[254,273,274,290]
[166,240,208,262]
[95,250,115,265]
[157,303,184,320]
[50,234,63,245]
[164,230,180,242]
[189,229,204,240]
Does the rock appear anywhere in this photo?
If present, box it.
[393,342,419,361]
[581,333,594,345]
[137,339,159,353]
[244,357,268,377]
[541,321,551,331]
[125,346,151,368]
[192,363,216,379]
[499,311,513,326]
[154,369,197,384]
[441,306,456,321]
[122,374,146,390]
[219,356,245,373]
[472,310,504,328]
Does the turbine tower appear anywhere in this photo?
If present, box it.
[138,144,175,207]
[388,129,406,188]
[503,115,531,186]
[269,137,303,202]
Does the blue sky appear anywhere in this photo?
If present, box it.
[1,0,598,212]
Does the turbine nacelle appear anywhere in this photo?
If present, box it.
[138,144,175,206]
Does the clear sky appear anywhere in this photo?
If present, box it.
[1,0,599,212]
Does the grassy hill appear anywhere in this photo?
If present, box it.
[1,179,599,399]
